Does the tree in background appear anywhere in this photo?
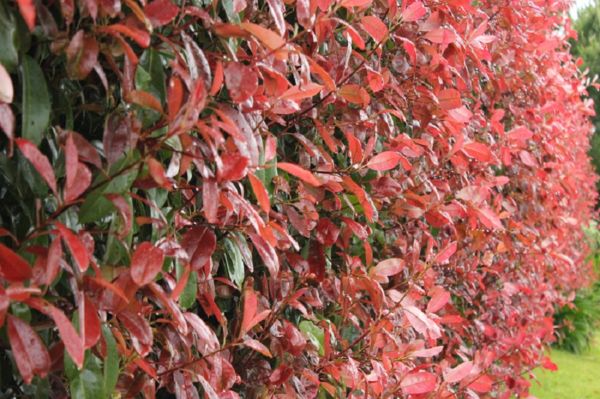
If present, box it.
[572,1,600,185]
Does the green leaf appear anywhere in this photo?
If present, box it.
[223,237,244,289]
[137,49,166,104]
[21,55,50,146]
[299,320,325,356]
[68,354,104,399]
[178,265,198,310]
[0,1,19,72]
[102,325,119,397]
[222,0,241,24]
[79,153,139,223]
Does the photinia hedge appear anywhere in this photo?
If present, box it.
[0,0,597,397]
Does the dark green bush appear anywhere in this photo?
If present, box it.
[553,223,600,353]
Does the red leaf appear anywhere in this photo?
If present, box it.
[280,83,323,102]
[16,138,58,196]
[99,24,151,48]
[0,243,32,282]
[0,104,15,146]
[340,0,372,8]
[0,63,14,103]
[468,374,494,393]
[202,179,220,224]
[45,237,63,286]
[64,133,92,202]
[148,282,188,335]
[426,287,451,313]
[103,112,140,166]
[404,305,441,339]
[80,295,101,349]
[127,90,163,113]
[64,133,78,197]
[0,287,7,327]
[130,242,165,286]
[508,126,533,143]
[65,31,99,80]
[167,75,184,120]
[243,337,272,357]
[339,84,370,106]
[51,306,84,368]
[307,59,336,91]
[463,142,492,162]
[541,356,558,371]
[106,194,133,238]
[400,371,437,395]
[7,315,51,384]
[444,361,473,383]
[55,222,90,272]
[308,240,326,281]
[437,89,461,110]
[366,151,403,171]
[147,157,172,189]
[17,0,36,31]
[181,227,216,272]
[218,153,249,181]
[411,345,443,358]
[117,309,153,356]
[249,233,279,276]
[248,173,271,213]
[144,0,179,27]
[361,15,388,43]
[401,1,426,22]
[209,60,224,96]
[184,312,220,356]
[370,258,404,283]
[425,28,457,44]
[26,298,85,369]
[475,207,504,230]
[224,62,258,103]
[240,22,288,58]
[315,218,340,246]
[433,241,457,265]
[366,68,385,92]
[240,282,270,336]
[278,162,322,186]
[70,131,101,168]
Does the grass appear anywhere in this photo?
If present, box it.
[529,335,600,398]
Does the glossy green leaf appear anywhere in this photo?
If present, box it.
[0,2,20,72]
[102,325,119,397]
[21,55,50,146]
[177,265,198,310]
[223,237,244,289]
[299,320,324,356]
[79,153,139,223]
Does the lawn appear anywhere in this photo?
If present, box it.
[529,336,600,398]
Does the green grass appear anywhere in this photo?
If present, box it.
[530,336,600,398]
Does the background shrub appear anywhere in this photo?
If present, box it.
[0,0,597,398]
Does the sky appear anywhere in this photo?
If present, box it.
[571,0,594,18]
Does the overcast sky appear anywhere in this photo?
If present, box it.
[571,0,594,18]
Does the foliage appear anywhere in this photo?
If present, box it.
[0,0,597,398]
[571,1,600,191]
[552,223,600,354]
[553,281,600,354]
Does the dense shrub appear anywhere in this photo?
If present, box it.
[553,223,600,354]
[553,280,600,354]
[0,0,597,397]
